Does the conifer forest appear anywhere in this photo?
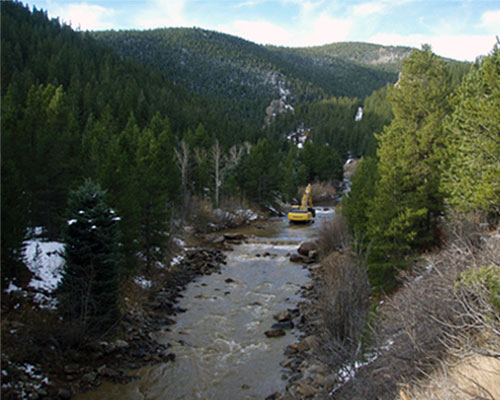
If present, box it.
[1,2,499,399]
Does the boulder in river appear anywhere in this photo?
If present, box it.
[273,310,292,322]
[223,233,247,241]
[297,241,317,257]
[289,253,306,263]
[265,329,286,338]
[271,320,294,330]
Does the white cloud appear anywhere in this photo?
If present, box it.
[352,2,384,17]
[300,13,352,46]
[481,9,500,31]
[134,0,188,29]
[230,20,292,45]
[369,33,497,61]
[48,2,115,30]
[223,13,352,47]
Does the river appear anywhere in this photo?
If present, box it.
[76,208,334,400]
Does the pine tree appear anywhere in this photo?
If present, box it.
[242,138,283,203]
[315,145,343,182]
[1,83,30,277]
[366,46,452,290]
[57,180,121,337]
[441,44,500,216]
[135,114,177,269]
[342,157,379,240]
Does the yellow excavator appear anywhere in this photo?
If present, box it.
[288,184,315,223]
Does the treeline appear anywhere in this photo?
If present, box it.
[343,44,500,293]
[1,2,345,283]
[90,27,404,122]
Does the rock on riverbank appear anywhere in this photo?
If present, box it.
[1,247,228,400]
[266,243,338,400]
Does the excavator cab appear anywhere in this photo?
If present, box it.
[288,184,315,223]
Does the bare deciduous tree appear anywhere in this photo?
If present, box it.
[174,139,190,215]
[210,140,245,207]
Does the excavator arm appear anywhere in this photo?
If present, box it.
[288,184,315,223]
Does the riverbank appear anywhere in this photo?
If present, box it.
[265,249,336,400]
[3,205,334,400]
[1,209,278,399]
[2,246,230,399]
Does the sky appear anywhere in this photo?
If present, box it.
[27,0,500,61]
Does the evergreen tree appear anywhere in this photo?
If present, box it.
[315,145,343,182]
[57,180,121,337]
[441,44,500,216]
[366,46,452,290]
[282,146,301,202]
[300,141,317,182]
[242,138,282,203]
[1,83,30,277]
[342,157,379,240]
[135,114,177,269]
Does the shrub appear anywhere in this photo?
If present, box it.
[317,250,371,369]
[317,213,351,258]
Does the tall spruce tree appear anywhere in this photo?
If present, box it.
[342,157,379,241]
[135,114,178,269]
[366,45,452,290]
[441,44,500,216]
[57,180,121,337]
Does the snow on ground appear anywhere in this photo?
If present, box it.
[24,239,65,293]
[1,360,50,400]
[235,208,259,221]
[134,276,152,289]
[3,238,65,309]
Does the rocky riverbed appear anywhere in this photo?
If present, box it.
[3,219,336,400]
[1,244,230,400]
[266,253,335,400]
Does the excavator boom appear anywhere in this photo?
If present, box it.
[288,184,315,223]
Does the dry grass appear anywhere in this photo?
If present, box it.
[399,354,500,400]
[188,196,257,233]
[317,213,351,257]
[330,218,500,399]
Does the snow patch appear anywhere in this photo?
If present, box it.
[1,360,50,400]
[24,240,65,293]
[5,282,22,294]
[170,255,184,268]
[5,238,66,309]
[355,106,363,121]
[236,209,259,221]
[134,276,152,289]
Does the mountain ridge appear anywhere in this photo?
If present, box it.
[90,28,409,101]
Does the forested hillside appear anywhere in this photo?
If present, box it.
[2,1,365,280]
[91,28,406,124]
[1,1,474,282]
[2,1,498,399]
[1,2,254,275]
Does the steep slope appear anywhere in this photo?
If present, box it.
[90,29,405,112]
[279,41,412,73]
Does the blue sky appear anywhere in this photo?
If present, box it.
[27,0,500,61]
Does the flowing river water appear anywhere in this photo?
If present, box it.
[77,208,334,400]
